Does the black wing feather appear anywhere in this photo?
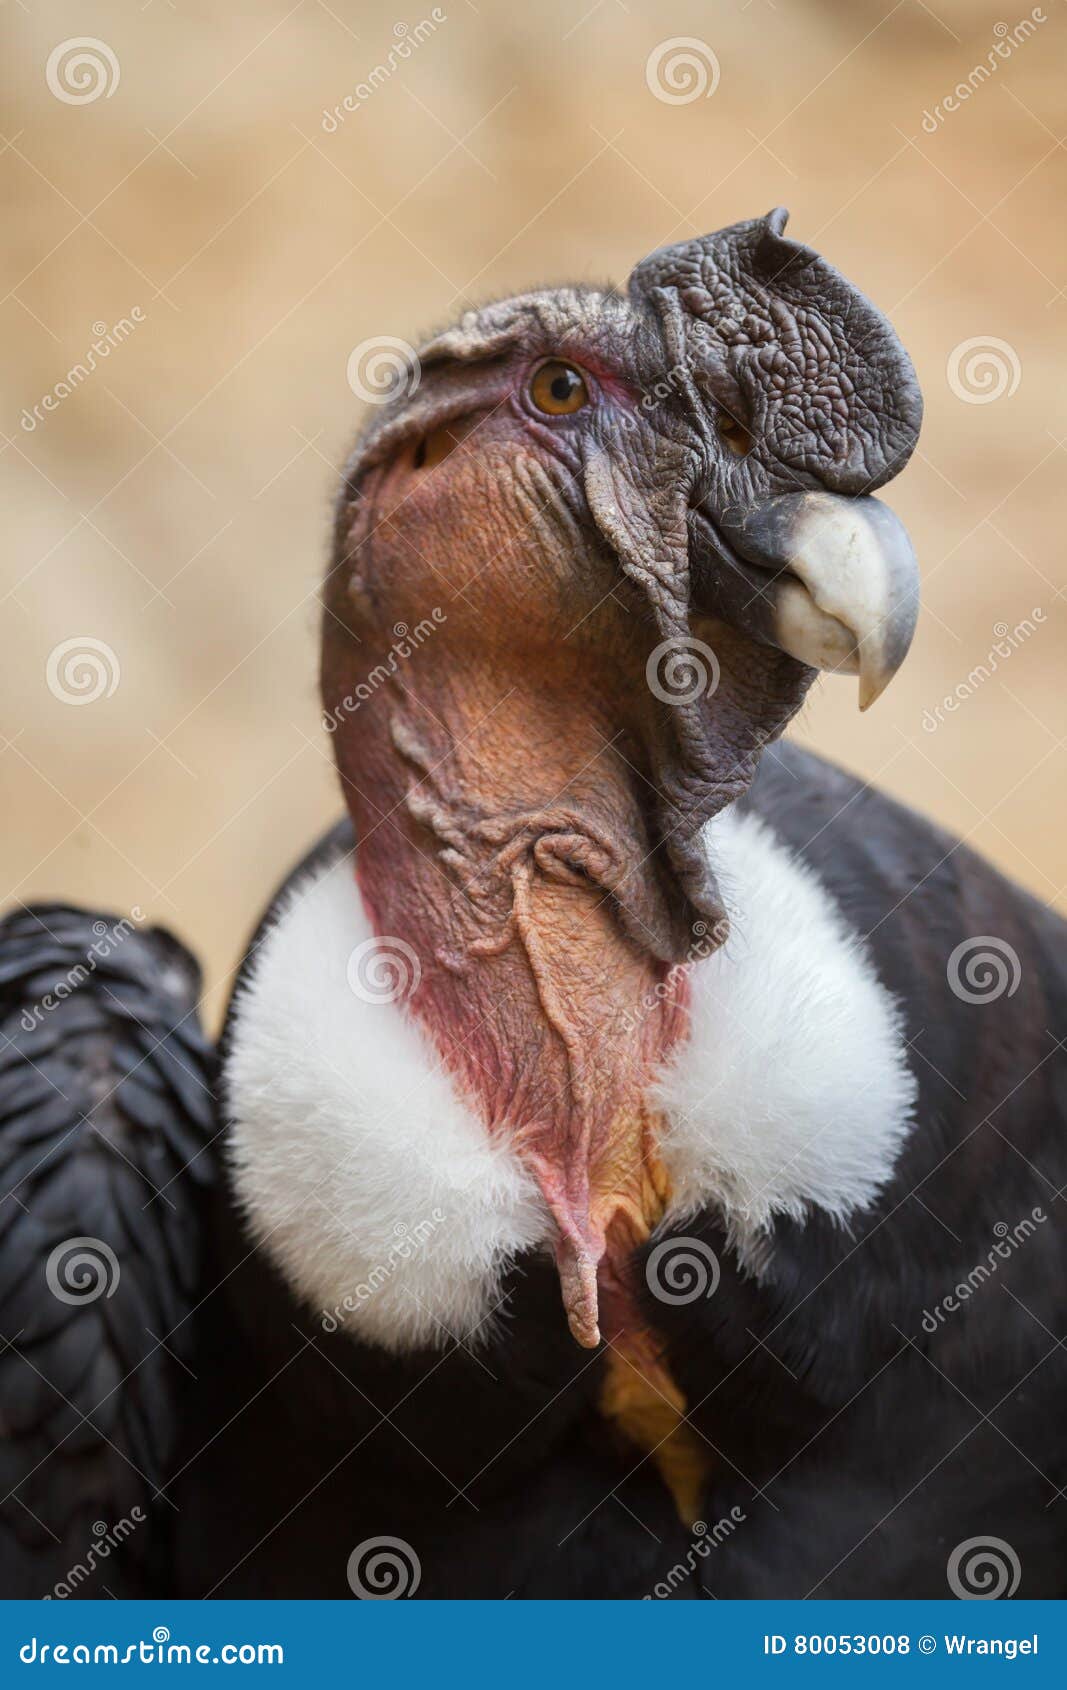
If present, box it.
[0,904,217,1598]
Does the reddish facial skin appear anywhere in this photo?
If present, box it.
[322,393,695,1347]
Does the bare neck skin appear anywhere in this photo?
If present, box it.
[335,646,689,1348]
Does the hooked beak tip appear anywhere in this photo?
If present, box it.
[858,673,883,713]
[719,491,920,710]
[790,492,919,711]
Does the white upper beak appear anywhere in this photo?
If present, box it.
[722,491,920,710]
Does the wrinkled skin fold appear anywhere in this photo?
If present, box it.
[321,208,922,1347]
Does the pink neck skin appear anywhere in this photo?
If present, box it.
[337,660,689,1348]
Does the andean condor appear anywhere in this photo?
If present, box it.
[2,210,1065,1601]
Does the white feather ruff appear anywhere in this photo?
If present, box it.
[225,811,917,1347]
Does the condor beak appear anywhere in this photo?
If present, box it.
[718,492,920,710]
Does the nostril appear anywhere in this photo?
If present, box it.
[717,409,752,457]
[411,423,466,472]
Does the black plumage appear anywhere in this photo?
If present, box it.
[654,746,1067,1595]
[0,906,216,1598]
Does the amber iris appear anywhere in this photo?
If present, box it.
[529,360,589,416]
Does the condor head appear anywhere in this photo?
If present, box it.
[320,209,922,1348]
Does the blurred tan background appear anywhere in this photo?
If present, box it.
[2,0,1064,1027]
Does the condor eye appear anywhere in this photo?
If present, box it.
[529,360,590,416]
